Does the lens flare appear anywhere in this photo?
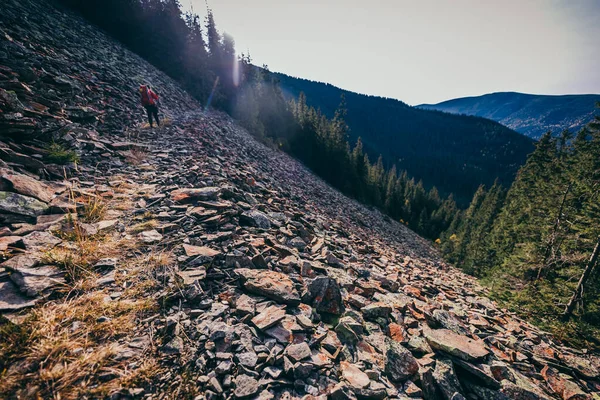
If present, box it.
[205,76,220,111]
[233,55,240,87]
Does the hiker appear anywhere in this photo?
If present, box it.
[139,84,160,127]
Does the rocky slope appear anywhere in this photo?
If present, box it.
[419,92,600,139]
[0,0,599,399]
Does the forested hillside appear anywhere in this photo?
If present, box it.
[275,73,535,204]
[420,92,600,139]
[441,111,600,346]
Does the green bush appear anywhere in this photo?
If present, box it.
[46,142,80,164]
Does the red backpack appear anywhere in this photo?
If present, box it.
[141,86,158,106]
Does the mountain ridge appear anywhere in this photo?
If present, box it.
[274,72,535,204]
[418,91,600,139]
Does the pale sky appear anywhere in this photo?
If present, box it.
[185,0,600,105]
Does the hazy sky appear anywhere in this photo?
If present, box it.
[185,0,600,105]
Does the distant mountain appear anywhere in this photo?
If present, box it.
[418,92,600,139]
[274,73,535,204]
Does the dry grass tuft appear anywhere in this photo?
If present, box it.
[127,147,148,165]
[0,174,173,398]
[79,194,107,223]
[130,219,159,234]
[0,292,156,399]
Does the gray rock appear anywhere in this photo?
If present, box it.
[424,328,489,361]
[239,210,271,229]
[9,265,66,297]
[234,374,259,398]
[0,280,38,311]
[21,231,62,252]
[0,191,48,217]
[306,276,344,315]
[285,342,311,362]
[361,302,392,320]
[235,352,258,368]
[384,338,419,382]
[432,358,464,400]
[138,229,163,244]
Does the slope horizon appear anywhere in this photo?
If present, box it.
[272,68,600,109]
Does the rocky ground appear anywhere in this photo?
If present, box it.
[1,0,599,399]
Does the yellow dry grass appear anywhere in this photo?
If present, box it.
[0,292,157,399]
[0,174,174,399]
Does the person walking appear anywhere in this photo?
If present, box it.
[139,84,160,128]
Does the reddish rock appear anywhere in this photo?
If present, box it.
[0,236,23,251]
[183,244,220,258]
[340,361,370,390]
[541,366,588,400]
[251,305,286,330]
[424,328,489,361]
[170,187,220,202]
[388,322,407,343]
[0,169,56,203]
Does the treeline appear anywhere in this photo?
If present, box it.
[234,64,459,239]
[58,0,459,241]
[286,93,458,239]
[274,73,535,205]
[441,111,600,345]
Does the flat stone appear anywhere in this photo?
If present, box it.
[21,231,61,252]
[234,374,259,398]
[431,309,470,336]
[235,268,300,305]
[361,302,392,320]
[94,258,118,269]
[239,210,271,229]
[170,187,221,202]
[0,169,56,202]
[1,254,40,269]
[9,265,66,297]
[0,191,48,217]
[183,244,220,258]
[235,294,256,316]
[96,219,118,232]
[251,305,286,330]
[177,267,206,285]
[424,328,489,361]
[0,236,23,251]
[340,361,370,390]
[235,351,258,368]
[138,229,163,244]
[0,280,37,311]
[285,342,311,362]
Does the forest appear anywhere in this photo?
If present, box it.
[56,0,600,345]
[275,73,535,204]
[441,118,600,346]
